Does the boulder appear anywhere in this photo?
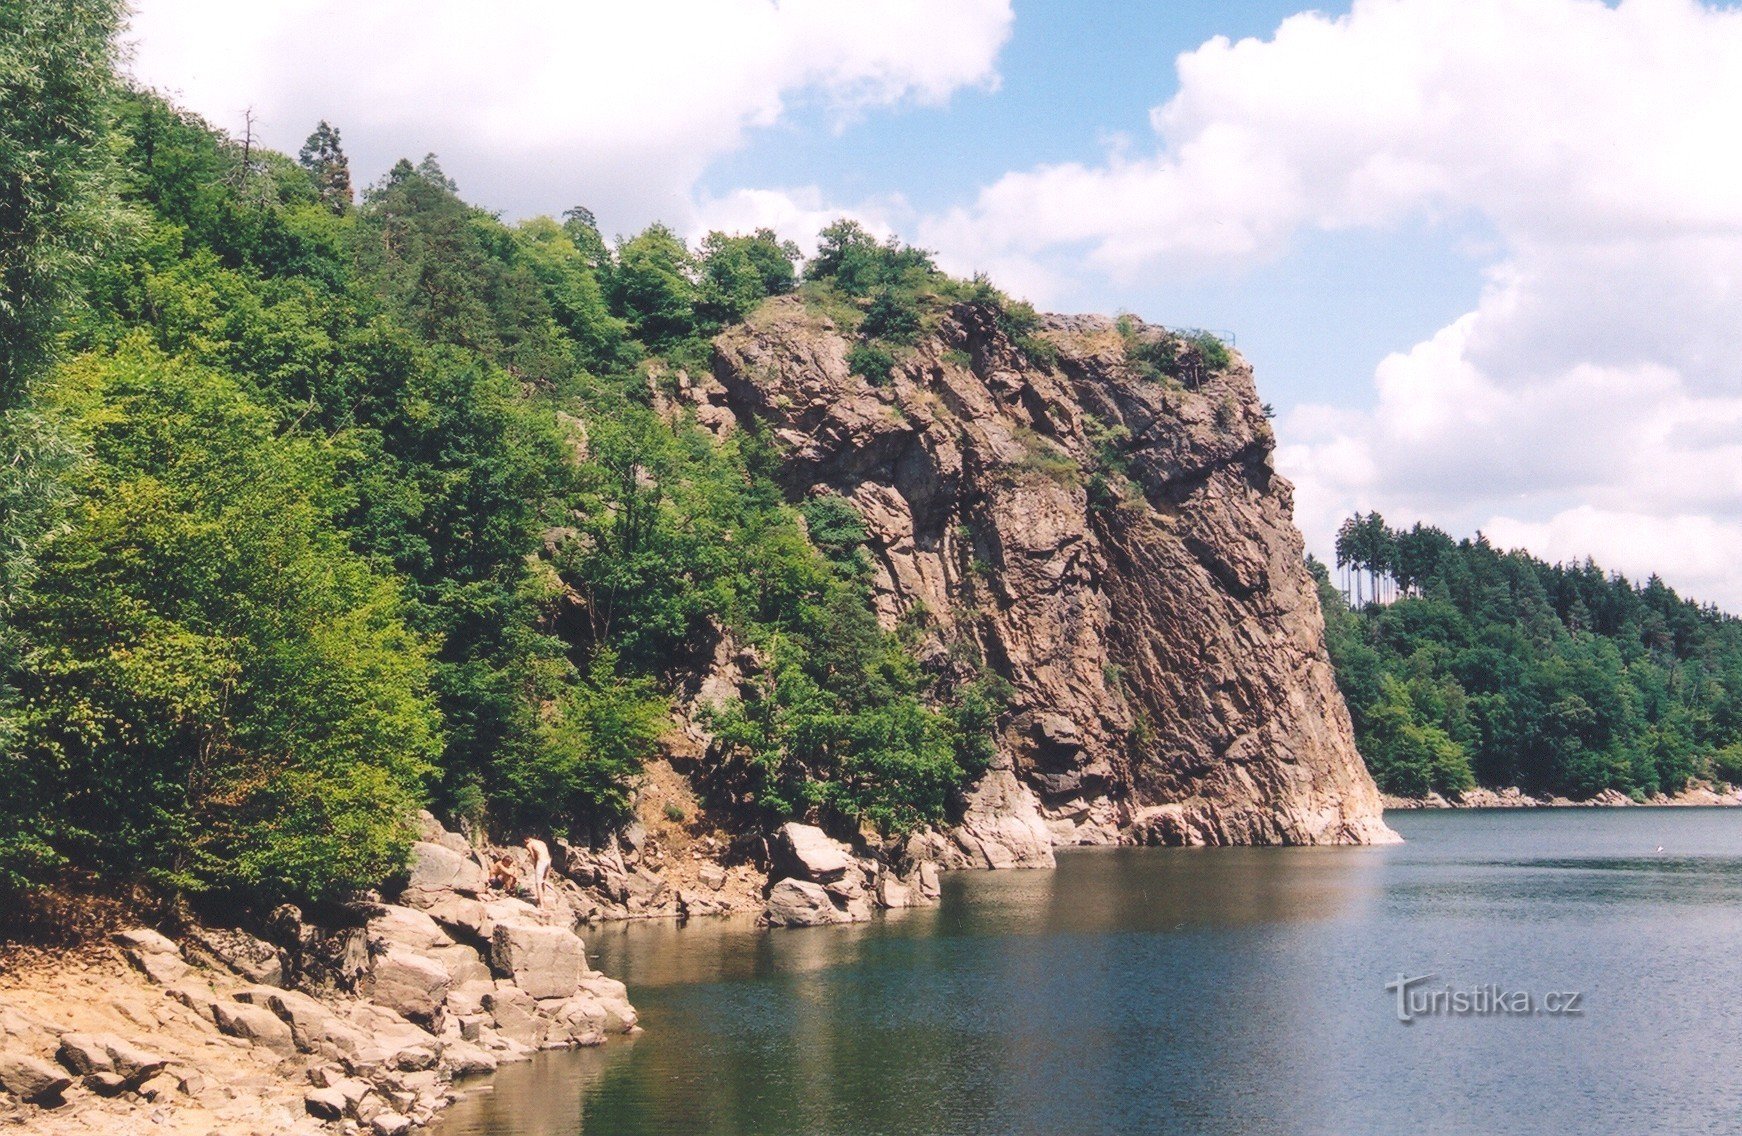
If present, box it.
[83,1072,128,1097]
[421,894,493,944]
[305,1086,347,1120]
[698,863,728,890]
[112,927,180,956]
[481,987,546,1049]
[441,1039,498,1076]
[763,878,847,927]
[56,1033,116,1076]
[236,987,364,1056]
[0,1052,72,1103]
[368,905,454,952]
[424,942,493,987]
[124,947,190,985]
[575,975,638,1033]
[367,946,452,1025]
[774,823,852,882]
[539,996,606,1048]
[136,1072,180,1102]
[875,875,915,909]
[489,921,583,1000]
[212,1000,297,1056]
[104,1036,170,1084]
[676,888,731,918]
[401,841,487,907]
[372,1112,413,1136]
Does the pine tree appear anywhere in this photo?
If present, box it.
[297,120,354,214]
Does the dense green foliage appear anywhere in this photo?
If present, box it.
[0,0,123,751]
[1318,515,1742,801]
[0,12,1000,907]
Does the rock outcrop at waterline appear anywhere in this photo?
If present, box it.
[689,298,1396,852]
[0,812,636,1133]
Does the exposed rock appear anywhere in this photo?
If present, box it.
[773,823,853,882]
[123,946,190,985]
[365,947,451,1026]
[372,1111,413,1136]
[488,922,583,1000]
[368,905,454,953]
[186,926,287,986]
[56,1034,117,1077]
[764,878,852,927]
[401,841,487,908]
[575,975,639,1034]
[481,988,546,1050]
[212,1000,297,1056]
[99,1036,169,1085]
[701,298,1396,849]
[0,1052,72,1103]
[946,766,1056,869]
[111,927,179,956]
[136,1071,180,1101]
[83,1071,127,1097]
[305,1086,347,1119]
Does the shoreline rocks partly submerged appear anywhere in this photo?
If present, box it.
[1381,781,1742,810]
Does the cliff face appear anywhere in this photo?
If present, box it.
[685,296,1395,856]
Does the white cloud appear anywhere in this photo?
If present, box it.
[687,186,910,258]
[911,0,1742,607]
[123,0,1012,228]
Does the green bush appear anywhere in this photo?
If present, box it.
[847,341,899,385]
[10,345,440,901]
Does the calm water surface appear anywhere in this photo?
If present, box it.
[435,809,1742,1136]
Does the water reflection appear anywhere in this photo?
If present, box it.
[437,808,1742,1136]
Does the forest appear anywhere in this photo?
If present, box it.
[0,2,1012,912]
[11,5,1742,926]
[1320,514,1742,800]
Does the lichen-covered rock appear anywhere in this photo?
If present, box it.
[704,299,1396,849]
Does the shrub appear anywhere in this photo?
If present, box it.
[847,341,898,385]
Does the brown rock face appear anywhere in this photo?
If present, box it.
[696,297,1395,849]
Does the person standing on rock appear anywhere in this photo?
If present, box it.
[525,836,552,907]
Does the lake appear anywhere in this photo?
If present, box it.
[434,808,1742,1136]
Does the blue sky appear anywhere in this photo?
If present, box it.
[127,0,1742,606]
[700,0,1488,412]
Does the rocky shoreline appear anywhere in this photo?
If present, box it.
[0,812,644,1136]
[1380,781,1742,810]
[0,809,967,1134]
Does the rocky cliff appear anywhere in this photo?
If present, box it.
[680,297,1395,858]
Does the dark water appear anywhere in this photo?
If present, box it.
[435,809,1742,1136]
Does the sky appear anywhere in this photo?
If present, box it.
[124,0,1742,608]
